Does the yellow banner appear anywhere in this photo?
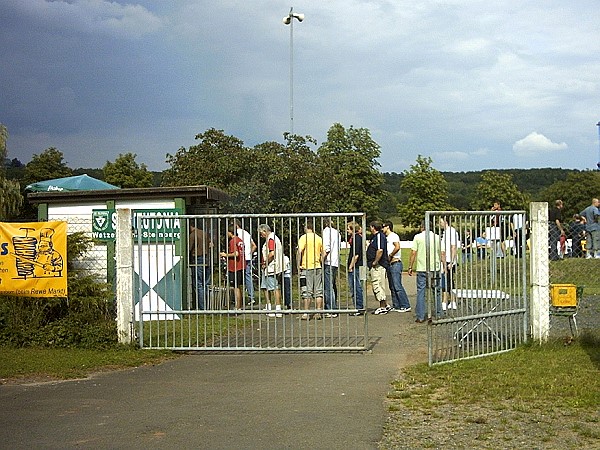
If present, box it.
[0,222,68,297]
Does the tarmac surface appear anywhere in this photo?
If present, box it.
[0,276,428,450]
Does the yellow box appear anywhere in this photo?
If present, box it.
[550,284,577,307]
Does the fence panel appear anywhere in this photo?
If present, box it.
[135,213,369,351]
[425,211,528,365]
[548,207,600,338]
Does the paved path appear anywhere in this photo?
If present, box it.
[0,276,428,450]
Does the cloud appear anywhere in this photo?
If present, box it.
[512,132,568,157]
[10,0,164,39]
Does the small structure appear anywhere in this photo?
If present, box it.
[28,185,229,321]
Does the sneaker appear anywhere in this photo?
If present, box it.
[415,318,426,323]
[373,307,389,315]
[300,313,310,320]
[350,311,364,316]
[247,299,256,306]
[397,307,412,313]
[441,302,448,311]
[312,313,323,320]
[450,302,457,310]
[267,312,276,317]
[324,313,338,318]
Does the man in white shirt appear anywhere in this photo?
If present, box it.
[382,221,411,312]
[440,216,460,311]
[322,218,341,317]
[235,220,257,305]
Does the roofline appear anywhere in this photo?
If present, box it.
[27,185,229,204]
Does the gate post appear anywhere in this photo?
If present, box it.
[530,202,549,343]
[115,208,133,344]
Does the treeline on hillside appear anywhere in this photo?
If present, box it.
[382,168,581,214]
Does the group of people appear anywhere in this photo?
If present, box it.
[188,219,344,318]
[549,198,600,260]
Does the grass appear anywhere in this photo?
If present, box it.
[393,334,600,409]
[0,346,176,382]
[384,332,600,447]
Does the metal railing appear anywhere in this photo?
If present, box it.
[135,213,369,351]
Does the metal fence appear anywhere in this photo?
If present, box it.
[425,211,528,365]
[46,213,109,280]
[548,212,600,339]
[134,213,369,351]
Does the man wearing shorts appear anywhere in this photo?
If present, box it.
[220,225,246,310]
[297,221,324,320]
[258,224,284,317]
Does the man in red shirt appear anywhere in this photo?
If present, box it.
[220,225,246,310]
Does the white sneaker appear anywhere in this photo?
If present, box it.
[275,305,282,318]
[450,302,457,310]
[373,307,389,315]
[441,302,448,311]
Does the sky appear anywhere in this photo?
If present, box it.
[1,0,600,174]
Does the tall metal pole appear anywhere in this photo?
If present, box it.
[283,7,303,135]
[597,121,600,170]
[289,7,294,134]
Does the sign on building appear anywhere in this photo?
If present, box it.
[92,209,182,242]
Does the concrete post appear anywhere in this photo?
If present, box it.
[115,208,133,344]
[529,202,549,343]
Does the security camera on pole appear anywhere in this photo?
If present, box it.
[283,7,304,135]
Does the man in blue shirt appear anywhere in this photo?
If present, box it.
[580,198,600,259]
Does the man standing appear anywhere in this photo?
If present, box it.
[408,221,442,322]
[549,199,565,261]
[440,217,460,311]
[258,224,284,317]
[346,221,364,316]
[220,225,246,310]
[580,198,600,259]
[189,222,212,310]
[382,221,411,312]
[322,218,340,317]
[297,222,325,320]
[234,220,257,305]
[367,221,391,315]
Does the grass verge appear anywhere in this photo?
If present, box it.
[0,346,176,383]
[383,333,600,448]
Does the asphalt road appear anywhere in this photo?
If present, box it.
[0,276,427,450]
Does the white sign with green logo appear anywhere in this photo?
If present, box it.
[92,209,183,242]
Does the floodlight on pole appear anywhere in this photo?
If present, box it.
[283,7,304,134]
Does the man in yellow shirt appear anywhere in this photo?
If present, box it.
[297,221,324,320]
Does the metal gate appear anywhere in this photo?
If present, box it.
[425,211,529,365]
[134,213,369,351]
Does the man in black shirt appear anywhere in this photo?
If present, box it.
[548,199,565,261]
[367,221,391,315]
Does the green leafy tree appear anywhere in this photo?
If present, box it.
[316,123,384,219]
[470,171,529,210]
[0,124,23,220]
[103,153,153,188]
[22,147,73,188]
[162,128,249,189]
[397,155,452,227]
[539,171,600,218]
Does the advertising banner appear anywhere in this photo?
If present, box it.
[0,221,68,297]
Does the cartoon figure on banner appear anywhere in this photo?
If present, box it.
[11,227,64,279]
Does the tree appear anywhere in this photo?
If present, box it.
[539,171,600,218]
[0,124,23,220]
[470,171,529,211]
[316,123,384,219]
[22,147,73,188]
[397,155,452,227]
[103,153,153,188]
[162,128,249,189]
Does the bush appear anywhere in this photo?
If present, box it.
[0,232,117,348]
